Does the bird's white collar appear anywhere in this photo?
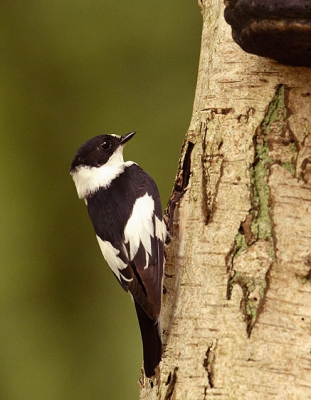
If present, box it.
[71,146,134,199]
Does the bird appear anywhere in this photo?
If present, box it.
[70,131,166,377]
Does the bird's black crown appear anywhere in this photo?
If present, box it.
[70,134,120,171]
[70,132,135,172]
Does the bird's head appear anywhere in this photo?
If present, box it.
[70,131,136,173]
[70,131,136,199]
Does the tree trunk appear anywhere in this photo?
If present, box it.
[140,1,311,398]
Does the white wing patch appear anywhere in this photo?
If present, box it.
[96,193,166,280]
[124,193,155,261]
[71,146,134,198]
[96,235,131,282]
[124,193,167,269]
[155,214,167,242]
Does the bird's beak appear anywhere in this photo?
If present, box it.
[120,131,136,145]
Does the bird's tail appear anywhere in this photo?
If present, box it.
[134,300,162,378]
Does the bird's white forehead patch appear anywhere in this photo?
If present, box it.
[96,236,129,282]
[71,146,134,199]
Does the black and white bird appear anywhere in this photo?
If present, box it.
[70,131,166,377]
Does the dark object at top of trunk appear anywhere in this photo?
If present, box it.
[224,0,311,67]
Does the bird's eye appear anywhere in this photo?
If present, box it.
[101,141,111,150]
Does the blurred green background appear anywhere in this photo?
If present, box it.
[0,1,201,399]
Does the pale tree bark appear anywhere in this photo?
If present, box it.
[139,1,311,399]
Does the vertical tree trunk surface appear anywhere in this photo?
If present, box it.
[140,1,311,398]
